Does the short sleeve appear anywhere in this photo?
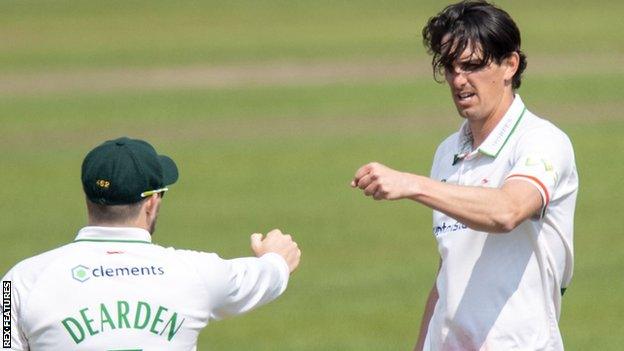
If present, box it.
[505,127,575,215]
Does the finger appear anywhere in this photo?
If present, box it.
[357,174,374,190]
[250,233,263,252]
[354,163,373,181]
[350,179,357,188]
[373,188,386,200]
[364,182,379,196]
[266,228,282,238]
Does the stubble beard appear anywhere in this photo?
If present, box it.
[148,201,161,235]
[149,215,158,235]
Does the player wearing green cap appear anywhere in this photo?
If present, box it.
[2,137,301,350]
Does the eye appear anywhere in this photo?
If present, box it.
[460,62,483,72]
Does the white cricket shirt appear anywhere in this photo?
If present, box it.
[425,96,578,351]
[2,226,290,350]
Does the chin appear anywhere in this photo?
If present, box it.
[455,106,472,119]
[457,105,485,120]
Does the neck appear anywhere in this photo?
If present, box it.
[87,216,149,232]
[469,92,515,148]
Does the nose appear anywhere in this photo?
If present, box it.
[447,68,468,88]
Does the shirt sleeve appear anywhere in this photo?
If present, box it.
[182,251,290,321]
[504,126,575,216]
[2,268,30,351]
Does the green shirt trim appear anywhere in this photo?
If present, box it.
[74,239,152,244]
[478,106,527,158]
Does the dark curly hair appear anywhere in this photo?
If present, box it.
[422,0,527,89]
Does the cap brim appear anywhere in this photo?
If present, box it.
[159,155,179,186]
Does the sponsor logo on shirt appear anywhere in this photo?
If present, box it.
[525,155,558,183]
[71,265,165,283]
[2,281,10,348]
[433,221,468,236]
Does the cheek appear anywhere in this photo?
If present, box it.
[479,74,499,92]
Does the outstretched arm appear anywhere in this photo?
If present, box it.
[207,229,301,320]
[351,162,543,233]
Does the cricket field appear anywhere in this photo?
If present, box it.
[1,1,623,349]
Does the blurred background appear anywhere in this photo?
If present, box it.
[1,1,623,349]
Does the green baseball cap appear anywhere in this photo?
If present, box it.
[81,137,179,205]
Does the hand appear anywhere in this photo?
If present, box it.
[351,162,419,200]
[251,229,301,273]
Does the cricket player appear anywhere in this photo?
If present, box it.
[351,1,578,350]
[1,137,301,350]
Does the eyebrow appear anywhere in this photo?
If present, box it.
[446,57,485,67]
[459,58,482,64]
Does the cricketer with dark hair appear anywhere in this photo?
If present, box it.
[351,1,578,350]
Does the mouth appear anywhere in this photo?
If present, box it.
[456,92,476,102]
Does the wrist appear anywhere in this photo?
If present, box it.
[403,173,424,199]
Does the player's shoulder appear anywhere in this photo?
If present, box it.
[431,130,461,166]
[162,248,234,291]
[434,130,461,155]
[11,243,73,273]
[2,243,74,286]
[159,247,224,268]
[439,130,461,148]
[517,109,574,149]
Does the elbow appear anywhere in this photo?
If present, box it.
[491,209,524,233]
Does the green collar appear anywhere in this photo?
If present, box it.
[457,95,527,159]
[478,106,526,158]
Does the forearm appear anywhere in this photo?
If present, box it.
[406,174,535,233]
[352,162,541,233]
[414,282,438,351]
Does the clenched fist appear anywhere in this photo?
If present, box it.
[351,162,420,200]
[251,229,301,273]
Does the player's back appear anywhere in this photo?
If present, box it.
[4,226,288,351]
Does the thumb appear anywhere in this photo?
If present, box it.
[250,233,264,255]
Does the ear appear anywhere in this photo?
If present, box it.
[144,194,160,216]
[503,52,520,82]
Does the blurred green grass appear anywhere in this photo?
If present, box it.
[1,1,623,350]
[1,1,623,71]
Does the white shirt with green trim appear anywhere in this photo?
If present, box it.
[425,96,578,351]
[2,226,290,351]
